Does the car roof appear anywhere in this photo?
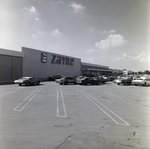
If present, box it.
[21,77,32,79]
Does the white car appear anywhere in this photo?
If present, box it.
[76,76,87,84]
[113,79,121,84]
[55,78,61,83]
[132,77,150,86]
[14,77,41,86]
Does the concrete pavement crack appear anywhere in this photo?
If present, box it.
[54,134,75,149]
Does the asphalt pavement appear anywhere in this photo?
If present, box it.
[0,82,150,149]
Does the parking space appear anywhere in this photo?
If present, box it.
[0,82,150,149]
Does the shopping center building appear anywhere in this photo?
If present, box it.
[0,47,122,83]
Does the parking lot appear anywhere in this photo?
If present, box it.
[0,82,150,149]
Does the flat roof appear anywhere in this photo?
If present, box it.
[0,48,23,57]
[81,62,109,69]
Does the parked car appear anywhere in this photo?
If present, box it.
[114,79,121,84]
[76,76,87,84]
[80,77,101,85]
[99,76,109,84]
[132,77,150,86]
[59,77,76,85]
[47,75,62,81]
[55,78,62,83]
[107,75,117,81]
[14,77,41,86]
[117,76,133,85]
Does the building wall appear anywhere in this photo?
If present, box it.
[0,48,23,82]
[22,47,81,78]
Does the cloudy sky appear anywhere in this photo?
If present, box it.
[0,0,150,71]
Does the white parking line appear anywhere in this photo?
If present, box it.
[57,89,67,117]
[13,88,42,111]
[80,90,130,126]
[0,90,21,99]
[0,92,12,98]
[104,91,150,113]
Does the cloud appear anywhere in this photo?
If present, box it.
[52,29,61,36]
[134,51,145,61]
[99,30,116,35]
[95,34,126,49]
[117,51,149,63]
[123,53,127,58]
[24,6,37,14]
[86,49,97,54]
[116,57,122,62]
[31,34,37,39]
[69,1,86,13]
[99,30,108,34]
[31,31,43,39]
[35,18,40,21]
[57,0,64,4]
[109,30,116,34]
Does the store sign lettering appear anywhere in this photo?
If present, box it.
[51,55,74,66]
[41,53,47,63]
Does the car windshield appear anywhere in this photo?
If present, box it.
[81,77,87,80]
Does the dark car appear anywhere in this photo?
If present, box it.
[14,77,41,86]
[117,76,133,85]
[99,76,109,84]
[47,75,62,81]
[80,77,101,85]
[59,77,76,85]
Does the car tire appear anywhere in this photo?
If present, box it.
[117,83,120,85]
[97,82,100,85]
[64,81,68,85]
[19,84,21,86]
[26,82,31,86]
[37,82,40,85]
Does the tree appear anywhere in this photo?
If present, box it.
[144,70,150,75]
[138,71,143,75]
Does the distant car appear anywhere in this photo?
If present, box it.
[114,79,121,84]
[80,77,101,85]
[59,77,76,85]
[47,75,62,81]
[117,77,133,85]
[76,76,87,84]
[107,76,117,81]
[55,78,62,83]
[14,77,41,86]
[132,77,150,86]
[99,76,109,84]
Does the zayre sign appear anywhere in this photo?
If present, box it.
[41,53,47,63]
[51,55,74,66]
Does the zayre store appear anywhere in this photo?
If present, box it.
[22,47,81,79]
